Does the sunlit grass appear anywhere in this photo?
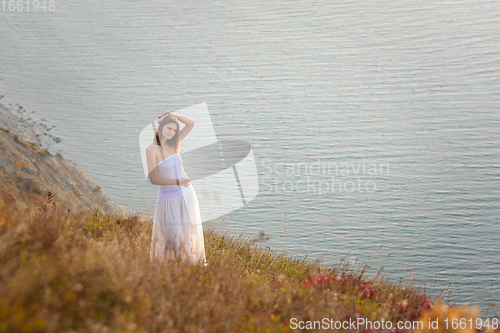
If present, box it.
[0,193,492,333]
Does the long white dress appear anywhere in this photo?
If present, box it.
[149,153,207,266]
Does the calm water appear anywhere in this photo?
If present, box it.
[1,0,499,312]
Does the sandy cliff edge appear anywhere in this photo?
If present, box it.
[0,101,119,214]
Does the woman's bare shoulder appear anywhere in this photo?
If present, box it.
[146,142,160,154]
[147,142,159,149]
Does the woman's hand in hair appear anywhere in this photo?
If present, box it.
[157,111,172,124]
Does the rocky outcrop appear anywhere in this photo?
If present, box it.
[0,102,118,214]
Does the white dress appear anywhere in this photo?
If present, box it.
[149,153,207,265]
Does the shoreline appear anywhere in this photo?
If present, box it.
[0,96,61,151]
[0,95,119,214]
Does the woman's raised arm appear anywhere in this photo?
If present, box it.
[157,112,195,141]
[157,111,195,126]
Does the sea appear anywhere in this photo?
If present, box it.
[1,0,499,314]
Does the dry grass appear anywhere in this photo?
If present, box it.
[0,193,492,333]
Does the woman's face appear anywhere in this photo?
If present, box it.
[161,123,177,141]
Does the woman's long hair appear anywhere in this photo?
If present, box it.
[154,115,181,154]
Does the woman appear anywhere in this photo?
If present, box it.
[145,111,207,266]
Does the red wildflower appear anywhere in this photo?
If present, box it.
[419,299,432,310]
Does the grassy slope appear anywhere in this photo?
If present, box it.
[0,192,449,333]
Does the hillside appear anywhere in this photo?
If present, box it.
[0,102,117,214]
